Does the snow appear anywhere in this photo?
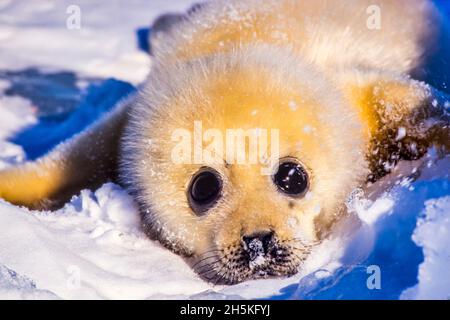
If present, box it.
[0,265,58,300]
[349,190,395,225]
[0,0,195,85]
[395,127,407,141]
[0,184,211,299]
[288,100,298,111]
[0,0,449,300]
[246,238,267,270]
[0,95,36,169]
[401,196,450,300]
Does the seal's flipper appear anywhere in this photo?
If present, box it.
[414,89,450,155]
[0,96,133,210]
[341,72,450,180]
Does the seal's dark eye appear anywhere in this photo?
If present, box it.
[273,160,309,196]
[188,168,222,215]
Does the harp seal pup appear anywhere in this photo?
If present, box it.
[0,0,449,284]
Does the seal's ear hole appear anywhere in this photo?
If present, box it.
[273,158,309,197]
[188,167,222,216]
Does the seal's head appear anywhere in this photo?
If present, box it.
[121,46,367,284]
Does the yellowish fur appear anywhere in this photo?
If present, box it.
[155,0,436,73]
[0,0,448,283]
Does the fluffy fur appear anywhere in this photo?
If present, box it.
[0,0,449,284]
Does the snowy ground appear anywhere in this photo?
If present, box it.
[0,0,449,300]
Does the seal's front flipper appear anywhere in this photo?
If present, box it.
[0,96,133,210]
[419,89,450,154]
[341,72,450,180]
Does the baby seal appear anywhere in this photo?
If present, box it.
[0,0,449,284]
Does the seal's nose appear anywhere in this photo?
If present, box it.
[242,230,274,257]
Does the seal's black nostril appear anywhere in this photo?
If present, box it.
[261,232,274,251]
[243,230,274,254]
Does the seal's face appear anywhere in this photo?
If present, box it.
[186,158,317,284]
[123,47,366,284]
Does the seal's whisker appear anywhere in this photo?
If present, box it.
[195,260,221,273]
[191,253,222,269]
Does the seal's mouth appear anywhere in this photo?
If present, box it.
[191,237,315,285]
